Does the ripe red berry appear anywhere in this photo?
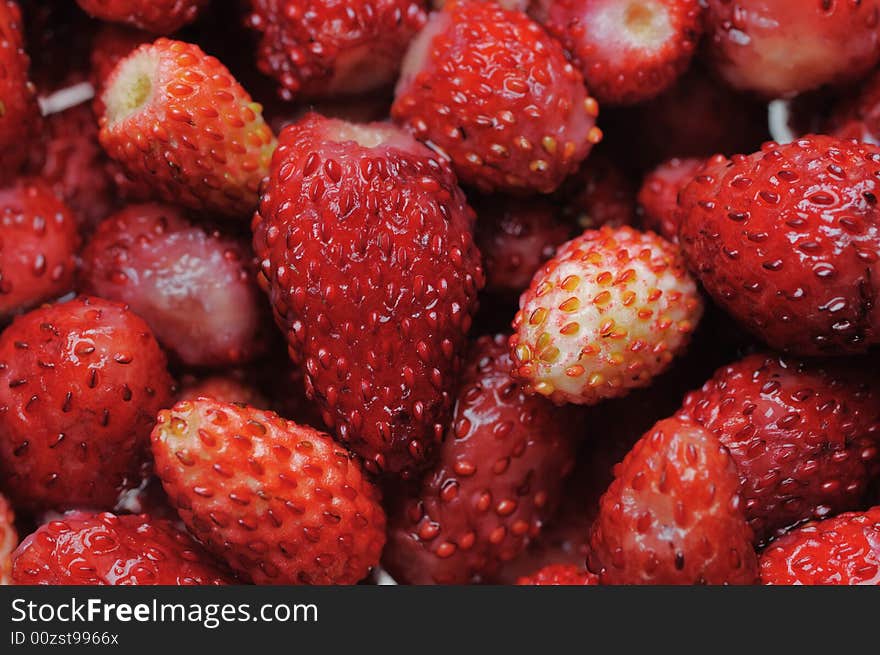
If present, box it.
[152,398,387,585]
[0,296,174,512]
[75,0,208,34]
[679,135,880,356]
[637,156,707,241]
[517,563,598,585]
[12,511,232,585]
[393,0,601,194]
[589,416,759,584]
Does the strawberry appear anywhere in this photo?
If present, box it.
[178,373,269,408]
[703,0,880,98]
[517,563,598,585]
[510,225,703,406]
[0,296,174,512]
[12,511,232,585]
[557,153,636,231]
[252,114,483,475]
[0,179,79,319]
[81,203,269,368]
[534,0,703,106]
[392,0,601,194]
[0,0,40,184]
[245,0,428,101]
[474,197,574,298]
[678,353,880,545]
[827,68,880,146]
[383,334,580,584]
[152,397,386,584]
[98,38,277,218]
[0,493,16,584]
[75,0,207,34]
[636,156,707,242]
[433,0,530,8]
[678,135,880,356]
[760,507,880,585]
[588,416,759,584]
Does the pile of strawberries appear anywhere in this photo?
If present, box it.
[1,0,880,586]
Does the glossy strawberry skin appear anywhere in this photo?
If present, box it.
[151,398,387,585]
[393,0,600,194]
[535,0,703,106]
[678,354,880,545]
[0,296,174,512]
[75,0,207,34]
[99,38,277,218]
[637,156,706,242]
[252,114,483,476]
[0,0,40,184]
[760,507,880,585]
[246,0,428,101]
[0,493,15,584]
[12,512,232,585]
[80,203,269,368]
[0,179,79,318]
[589,417,759,585]
[383,334,580,584]
[703,0,880,99]
[679,136,880,356]
[517,563,598,586]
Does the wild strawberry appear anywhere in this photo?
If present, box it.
[703,0,880,98]
[252,114,483,475]
[0,0,40,184]
[637,156,707,241]
[383,334,580,584]
[81,203,269,368]
[827,68,880,145]
[760,507,880,585]
[392,0,601,194]
[0,179,79,319]
[679,135,880,356]
[75,0,207,34]
[0,493,16,584]
[534,0,702,105]
[245,0,427,101]
[98,38,277,218]
[517,563,598,585]
[557,153,636,231]
[510,225,703,406]
[12,511,232,585]
[152,398,386,584]
[678,353,880,545]
[589,416,759,584]
[0,296,174,512]
[474,197,574,298]
[177,373,269,408]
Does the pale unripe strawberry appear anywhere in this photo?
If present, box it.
[510,225,703,405]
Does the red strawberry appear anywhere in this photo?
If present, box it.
[678,135,880,356]
[0,0,40,184]
[81,203,269,368]
[245,0,427,101]
[392,0,601,194]
[0,493,16,584]
[474,197,574,298]
[678,353,880,545]
[588,416,759,584]
[433,0,530,8]
[27,103,121,233]
[517,563,598,585]
[510,225,703,406]
[177,373,269,408]
[534,0,703,105]
[760,507,880,585]
[0,296,174,512]
[75,0,207,34]
[12,511,232,585]
[98,38,277,218]
[0,179,79,318]
[383,334,581,584]
[703,0,880,98]
[557,153,636,231]
[252,114,483,475]
[152,398,386,584]
[637,156,707,242]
